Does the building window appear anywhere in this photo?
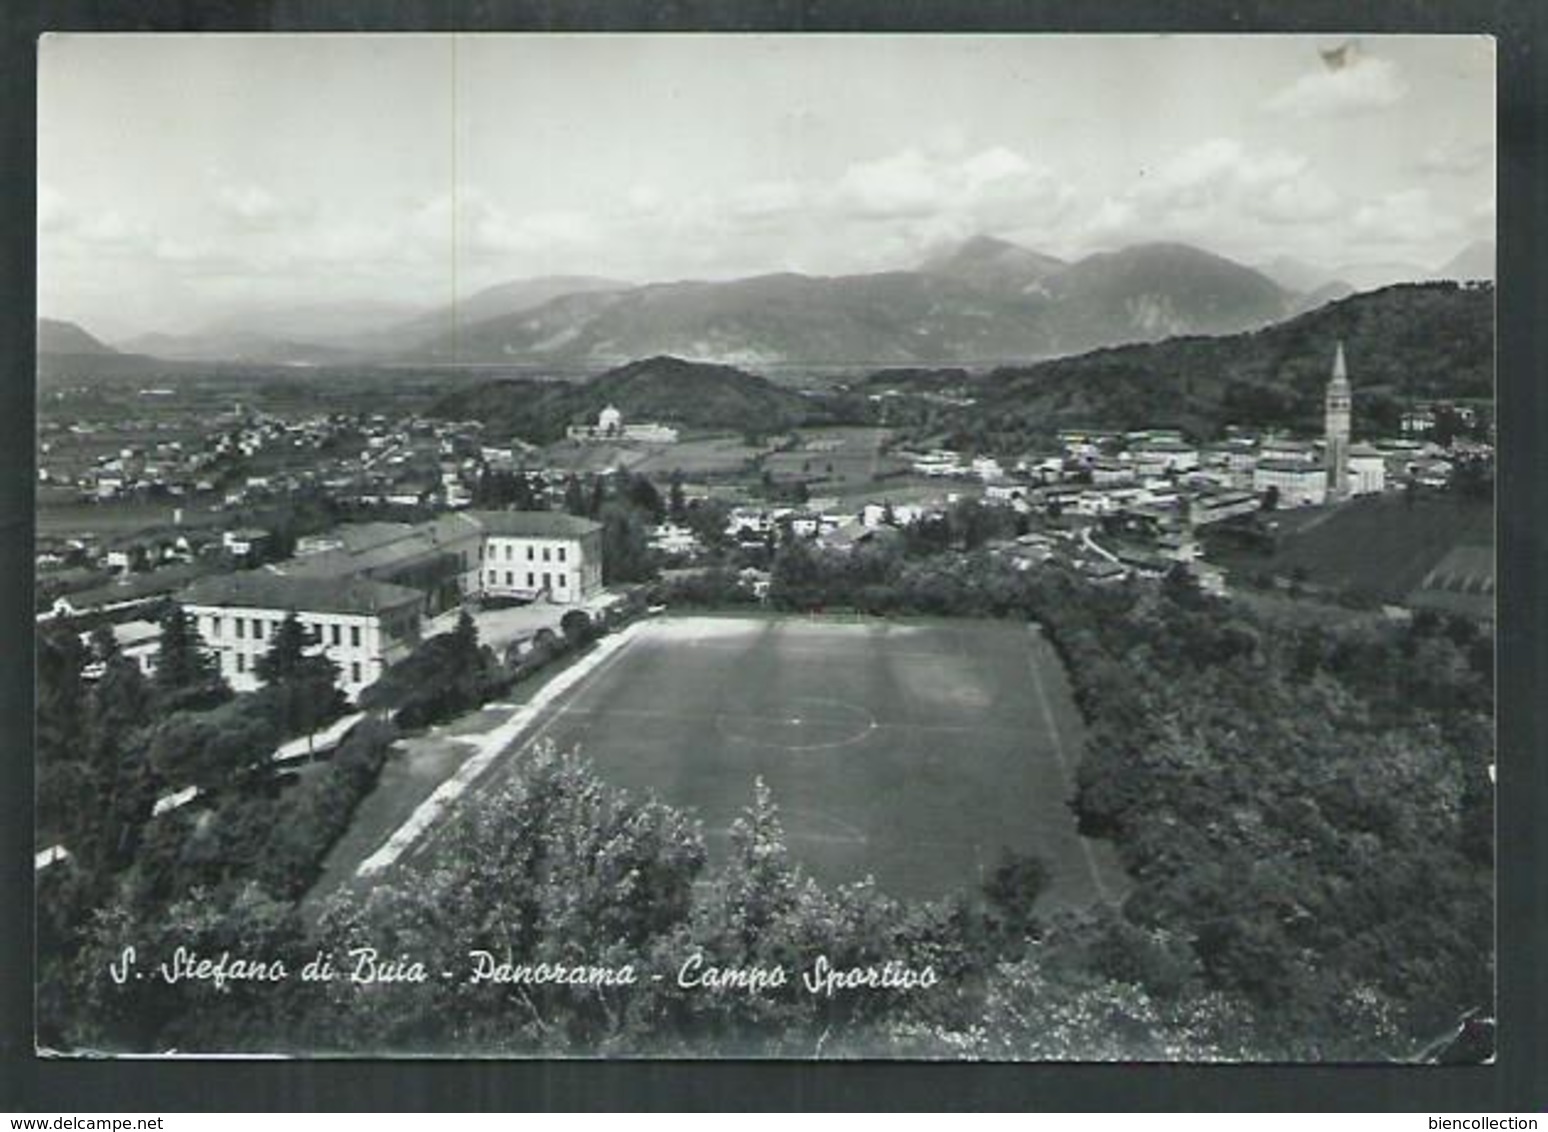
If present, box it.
[542,546,551,563]
[350,625,361,648]
[487,569,496,585]
[236,619,245,639]
[527,572,534,587]
[543,572,551,589]
[557,546,566,563]
[351,662,361,683]
[253,618,265,640]
[558,574,566,589]
[527,545,534,561]
[207,616,219,637]
[331,624,341,647]
[236,653,246,673]
[505,571,513,586]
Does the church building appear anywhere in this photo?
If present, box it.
[1324,341,1352,502]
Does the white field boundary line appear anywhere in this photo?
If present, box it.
[355,622,645,878]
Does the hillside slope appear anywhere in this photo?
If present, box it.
[932,281,1493,442]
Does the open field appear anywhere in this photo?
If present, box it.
[762,426,905,486]
[628,434,768,476]
[391,615,1129,908]
[1212,493,1494,604]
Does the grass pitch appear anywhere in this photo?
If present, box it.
[453,615,1129,908]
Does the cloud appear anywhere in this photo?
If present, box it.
[216,183,291,229]
[1103,139,1343,234]
[834,146,1048,223]
[1266,54,1408,119]
[1349,188,1462,248]
[1417,141,1492,177]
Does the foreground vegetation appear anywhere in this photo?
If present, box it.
[36,538,1491,1059]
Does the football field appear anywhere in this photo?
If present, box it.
[428,615,1129,908]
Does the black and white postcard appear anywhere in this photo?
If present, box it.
[33,33,1496,1062]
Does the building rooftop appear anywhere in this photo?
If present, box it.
[181,569,423,615]
[465,510,603,539]
[1256,459,1325,475]
[284,515,484,580]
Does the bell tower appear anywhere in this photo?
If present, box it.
[1324,341,1352,501]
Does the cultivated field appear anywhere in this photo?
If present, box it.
[415,615,1129,908]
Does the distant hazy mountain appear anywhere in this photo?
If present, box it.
[1257,255,1338,295]
[428,354,824,442]
[1435,239,1494,282]
[1036,242,1291,355]
[1265,240,1494,295]
[202,299,427,345]
[918,234,1067,295]
[1329,260,1437,293]
[1287,279,1358,317]
[38,318,117,356]
[410,269,1055,368]
[121,330,352,365]
[88,236,1419,371]
[408,239,1293,368]
[378,275,630,353]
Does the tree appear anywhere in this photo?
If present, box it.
[302,746,707,1053]
[560,609,594,649]
[683,498,733,553]
[360,612,491,728]
[255,613,345,748]
[563,475,587,517]
[154,604,228,712]
[668,470,687,523]
[982,849,1051,948]
[600,502,655,584]
[626,473,665,522]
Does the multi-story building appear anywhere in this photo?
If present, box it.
[181,571,424,700]
[179,510,603,700]
[469,510,603,605]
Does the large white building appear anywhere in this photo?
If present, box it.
[566,405,679,444]
[179,510,604,700]
[472,510,604,604]
[181,571,424,699]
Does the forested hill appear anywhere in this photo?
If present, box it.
[934,281,1493,445]
[427,354,828,442]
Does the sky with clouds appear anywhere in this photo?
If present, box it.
[38,34,1495,339]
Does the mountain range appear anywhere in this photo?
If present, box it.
[39,235,1495,372]
[427,281,1492,445]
